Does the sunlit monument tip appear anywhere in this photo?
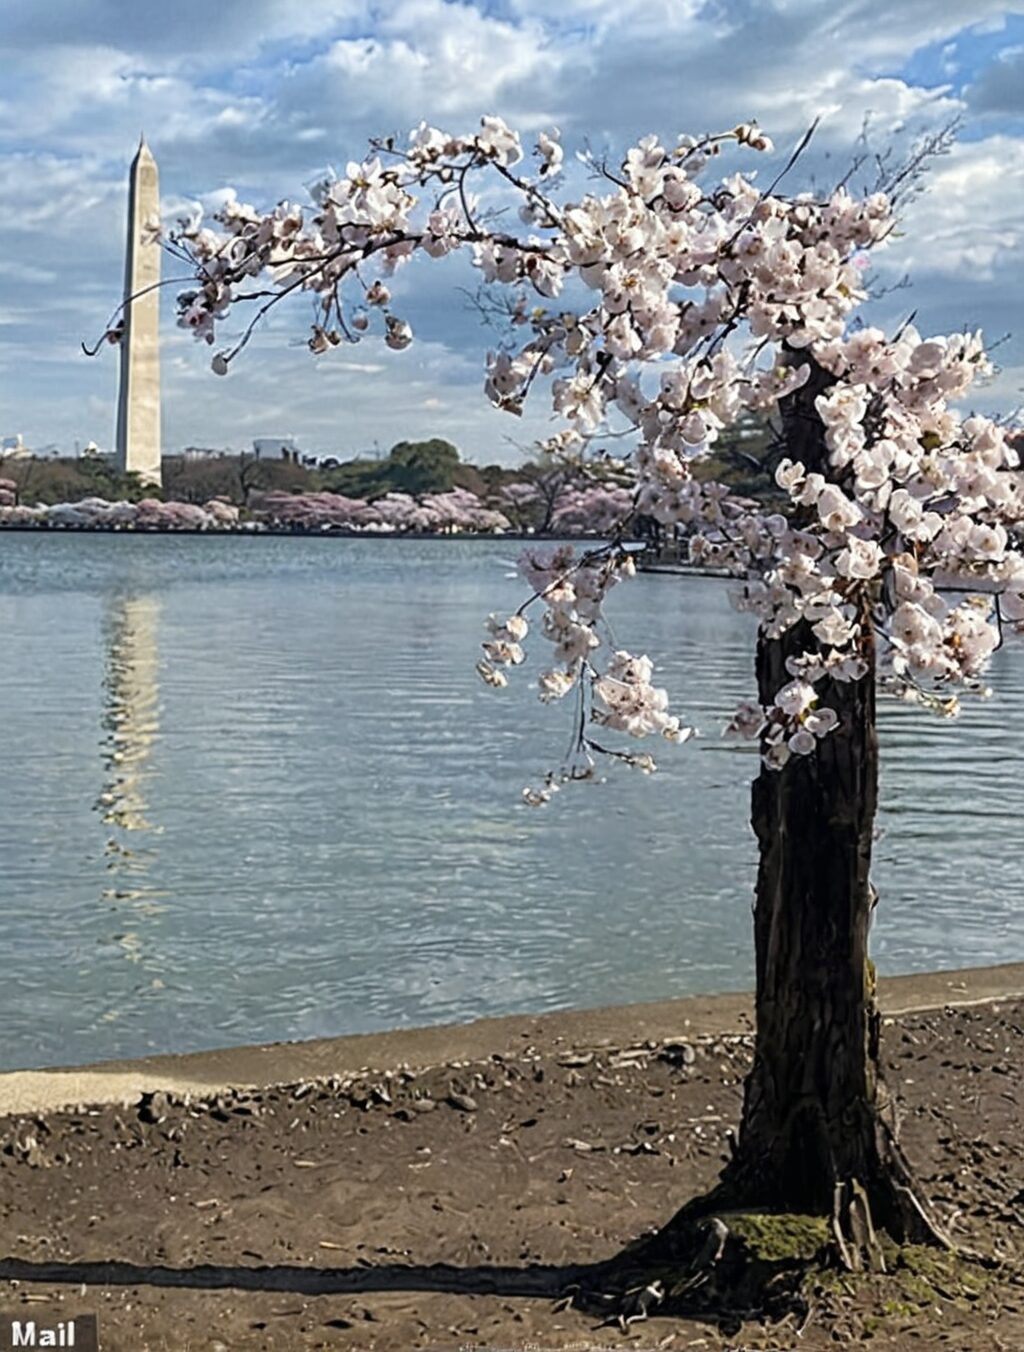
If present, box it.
[115,134,162,488]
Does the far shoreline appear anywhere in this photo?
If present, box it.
[0,525,738,574]
[0,524,599,542]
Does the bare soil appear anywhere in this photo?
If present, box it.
[0,1000,1021,1351]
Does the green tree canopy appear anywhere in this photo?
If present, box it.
[386,438,461,494]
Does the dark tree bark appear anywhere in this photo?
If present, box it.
[746,603,884,1215]
[733,604,937,1246]
[724,353,944,1250]
[627,354,948,1286]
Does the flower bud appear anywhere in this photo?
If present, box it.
[385,316,413,351]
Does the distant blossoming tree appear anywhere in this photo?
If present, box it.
[250,489,374,531]
[420,486,511,533]
[244,487,512,534]
[96,114,1023,1303]
[495,477,544,530]
[550,482,634,535]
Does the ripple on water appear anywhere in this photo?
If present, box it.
[0,533,1022,1069]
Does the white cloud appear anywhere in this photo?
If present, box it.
[800,0,1013,63]
[968,15,1012,36]
[2,1,366,63]
[879,135,1024,281]
[157,329,552,463]
[2,0,1022,458]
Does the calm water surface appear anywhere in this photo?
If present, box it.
[1,533,1021,1071]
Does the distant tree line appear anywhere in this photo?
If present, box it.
[1,420,783,519]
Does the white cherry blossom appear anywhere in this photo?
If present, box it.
[127,115,1024,783]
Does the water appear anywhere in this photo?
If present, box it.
[0,532,1021,1072]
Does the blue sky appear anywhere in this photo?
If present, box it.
[886,12,1024,116]
[2,0,1022,465]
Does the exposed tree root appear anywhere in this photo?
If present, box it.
[868,1115,954,1250]
[573,1207,823,1333]
[832,1179,886,1273]
[569,1157,967,1332]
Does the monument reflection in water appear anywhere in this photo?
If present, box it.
[96,593,166,967]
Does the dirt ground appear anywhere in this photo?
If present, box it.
[0,999,1021,1351]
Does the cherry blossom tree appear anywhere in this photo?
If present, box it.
[95,115,1023,1306]
[250,488,376,531]
[512,454,586,532]
[495,477,544,530]
[368,490,431,531]
[550,481,634,535]
[420,485,511,533]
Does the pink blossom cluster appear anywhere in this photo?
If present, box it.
[0,496,242,530]
[481,544,693,800]
[713,324,1022,758]
[144,115,1023,781]
[419,487,511,533]
[0,481,644,537]
[550,483,633,535]
[250,490,378,531]
[250,488,511,533]
[496,481,543,515]
[0,504,42,525]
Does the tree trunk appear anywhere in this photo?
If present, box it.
[632,354,948,1279]
[715,616,949,1260]
[715,353,944,1249]
[734,605,912,1231]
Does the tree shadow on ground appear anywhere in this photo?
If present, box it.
[0,1255,597,1300]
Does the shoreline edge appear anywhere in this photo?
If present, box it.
[3,960,1023,1119]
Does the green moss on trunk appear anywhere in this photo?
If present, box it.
[721,1212,831,1261]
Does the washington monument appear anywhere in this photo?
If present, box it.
[115,137,161,488]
